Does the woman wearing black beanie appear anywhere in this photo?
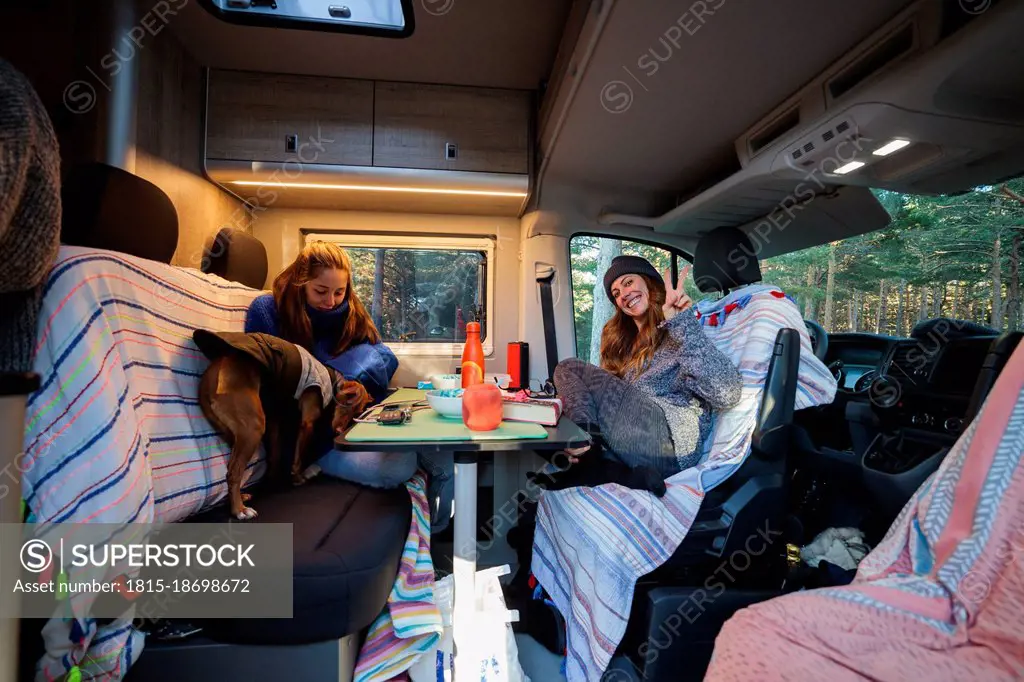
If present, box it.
[553,255,742,477]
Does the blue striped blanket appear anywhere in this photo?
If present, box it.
[532,284,837,681]
[24,246,262,680]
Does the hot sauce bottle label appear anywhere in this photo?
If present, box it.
[461,361,484,386]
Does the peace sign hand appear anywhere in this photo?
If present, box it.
[662,265,693,321]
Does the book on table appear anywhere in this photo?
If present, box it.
[501,394,562,426]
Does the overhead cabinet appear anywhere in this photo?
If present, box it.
[204,69,532,215]
[206,70,531,174]
[206,70,375,166]
[371,81,531,174]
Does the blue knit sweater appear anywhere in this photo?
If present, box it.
[244,293,398,405]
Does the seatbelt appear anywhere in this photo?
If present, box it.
[536,266,558,385]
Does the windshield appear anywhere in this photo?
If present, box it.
[760,179,1024,335]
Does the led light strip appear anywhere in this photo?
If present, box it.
[228,180,528,198]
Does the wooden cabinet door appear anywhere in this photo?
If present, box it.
[207,70,374,166]
[373,82,531,174]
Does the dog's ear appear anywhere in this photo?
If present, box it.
[332,380,373,435]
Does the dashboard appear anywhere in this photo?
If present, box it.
[827,335,890,392]
[824,331,999,436]
[796,326,1014,526]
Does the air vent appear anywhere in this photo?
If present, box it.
[792,149,803,160]
[888,342,935,380]
[749,107,801,155]
[827,22,916,100]
[803,142,815,153]
[822,130,835,142]
[836,121,850,133]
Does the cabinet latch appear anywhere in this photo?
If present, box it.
[445,142,458,160]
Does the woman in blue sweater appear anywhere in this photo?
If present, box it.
[245,242,418,489]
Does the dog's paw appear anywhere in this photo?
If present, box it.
[291,470,308,487]
[332,380,373,433]
[235,506,258,521]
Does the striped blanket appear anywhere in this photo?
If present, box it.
[532,284,837,681]
[24,246,262,680]
[355,471,443,682]
[706,340,1024,682]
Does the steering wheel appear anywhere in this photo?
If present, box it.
[804,319,828,361]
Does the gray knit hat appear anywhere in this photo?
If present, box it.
[603,255,663,301]
[0,58,62,372]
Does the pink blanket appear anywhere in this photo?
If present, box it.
[706,341,1024,682]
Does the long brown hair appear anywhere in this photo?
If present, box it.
[272,241,381,354]
[600,274,668,378]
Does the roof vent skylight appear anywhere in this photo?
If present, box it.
[199,0,415,37]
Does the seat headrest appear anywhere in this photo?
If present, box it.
[61,162,178,263]
[202,227,268,290]
[693,226,763,294]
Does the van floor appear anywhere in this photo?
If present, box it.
[515,633,565,680]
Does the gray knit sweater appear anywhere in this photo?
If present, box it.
[625,311,743,466]
[0,59,62,373]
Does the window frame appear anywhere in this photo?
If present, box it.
[304,232,496,357]
[567,232,690,360]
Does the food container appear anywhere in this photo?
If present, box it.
[429,374,462,390]
[425,388,464,419]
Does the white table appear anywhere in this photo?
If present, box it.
[336,413,589,681]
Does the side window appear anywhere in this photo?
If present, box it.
[569,236,676,364]
[305,234,494,354]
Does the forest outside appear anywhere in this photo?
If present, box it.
[343,246,486,344]
[570,178,1024,365]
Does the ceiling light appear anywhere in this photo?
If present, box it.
[832,161,866,175]
[228,181,528,198]
[872,139,911,156]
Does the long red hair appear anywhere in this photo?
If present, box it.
[600,274,668,378]
[272,241,381,355]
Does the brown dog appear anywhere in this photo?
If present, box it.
[193,330,373,520]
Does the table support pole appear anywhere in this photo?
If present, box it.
[452,452,478,682]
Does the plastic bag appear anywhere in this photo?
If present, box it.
[800,527,870,571]
[408,574,454,682]
[473,565,530,682]
[408,566,530,682]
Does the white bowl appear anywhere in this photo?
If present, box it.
[429,374,462,390]
[425,389,464,419]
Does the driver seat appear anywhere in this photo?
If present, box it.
[616,226,807,681]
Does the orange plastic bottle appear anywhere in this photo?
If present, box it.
[461,321,485,388]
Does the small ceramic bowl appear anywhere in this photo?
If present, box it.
[429,374,462,390]
[425,389,464,419]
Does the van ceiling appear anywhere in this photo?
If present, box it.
[540,0,916,196]
[169,0,572,89]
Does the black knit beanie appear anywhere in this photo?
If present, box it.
[603,255,663,302]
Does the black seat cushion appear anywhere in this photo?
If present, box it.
[60,162,178,263]
[189,477,410,645]
[202,227,269,289]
